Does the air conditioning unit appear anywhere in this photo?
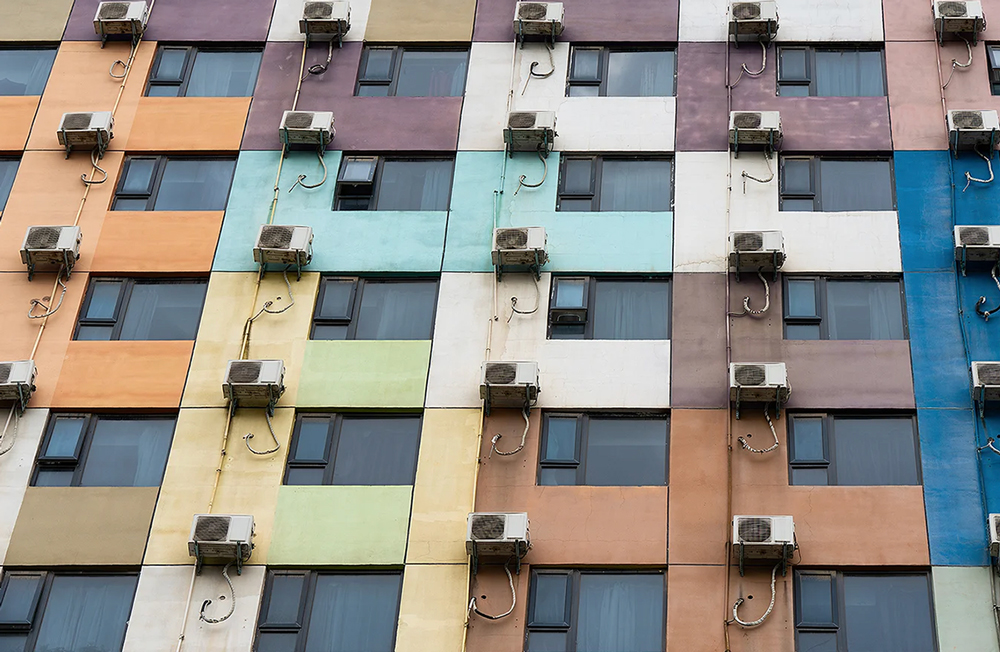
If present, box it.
[729,231,785,272]
[299,1,351,42]
[972,362,1000,403]
[57,112,113,156]
[480,361,540,413]
[990,514,1000,557]
[0,361,37,410]
[492,227,548,268]
[934,1,986,39]
[20,226,82,279]
[466,512,530,560]
[279,111,335,149]
[253,225,313,267]
[732,515,795,560]
[729,1,779,41]
[955,226,1000,263]
[93,1,148,42]
[503,111,557,155]
[730,362,789,404]
[513,1,564,38]
[947,110,999,154]
[188,514,254,562]
[223,360,285,409]
[729,111,781,150]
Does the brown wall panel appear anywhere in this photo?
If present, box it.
[365,0,476,41]
[126,97,251,152]
[671,274,728,408]
[4,487,157,566]
[0,97,41,152]
[90,211,224,273]
[466,563,531,652]
[53,340,194,409]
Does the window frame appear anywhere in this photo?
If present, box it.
[776,45,887,97]
[989,44,1000,94]
[145,44,263,97]
[0,45,59,97]
[779,154,896,212]
[74,277,208,341]
[0,156,19,212]
[556,155,674,212]
[355,45,470,97]
[112,155,237,211]
[782,275,908,340]
[566,45,677,97]
[311,276,439,340]
[332,155,455,211]
[547,275,672,340]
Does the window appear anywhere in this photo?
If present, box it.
[312,277,438,340]
[356,46,468,96]
[32,414,175,487]
[795,571,936,652]
[75,278,208,341]
[557,156,672,211]
[777,47,885,97]
[780,156,894,212]
[285,414,421,485]
[788,414,920,486]
[548,276,671,340]
[784,277,906,340]
[334,156,454,211]
[112,156,237,211]
[0,158,17,211]
[527,570,665,652]
[567,47,675,97]
[255,571,402,652]
[539,414,668,486]
[146,45,262,97]
[990,45,1000,94]
[0,48,57,96]
[0,571,137,652]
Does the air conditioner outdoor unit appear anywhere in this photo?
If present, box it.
[955,226,1000,263]
[947,110,999,154]
[253,225,313,267]
[279,111,335,149]
[492,227,548,269]
[990,514,1000,557]
[188,514,254,570]
[57,112,113,157]
[93,1,148,42]
[466,512,530,560]
[480,361,539,414]
[0,361,37,411]
[732,515,795,560]
[223,360,285,409]
[503,111,557,156]
[299,1,351,42]
[729,111,781,152]
[934,1,986,40]
[972,362,1000,403]
[729,231,785,272]
[729,1,779,42]
[513,2,564,38]
[20,226,82,279]
[730,362,789,404]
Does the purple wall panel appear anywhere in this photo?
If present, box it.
[671,273,728,409]
[64,0,276,42]
[677,43,892,152]
[243,42,461,151]
[474,0,678,42]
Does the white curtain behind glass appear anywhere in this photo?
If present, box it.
[33,576,136,652]
[304,575,400,652]
[576,574,664,652]
[826,281,903,340]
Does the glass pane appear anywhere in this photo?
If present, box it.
[146,84,181,97]
[562,158,593,196]
[797,632,838,652]
[539,467,577,486]
[0,159,18,212]
[186,50,261,97]
[843,575,934,652]
[361,48,394,81]
[312,324,349,340]
[376,160,453,211]
[991,46,1000,68]
[317,279,356,320]
[75,325,115,341]
[790,417,825,462]
[112,197,150,211]
[599,160,671,211]
[531,574,568,625]
[577,574,664,652]
[585,419,667,486]
[593,280,670,340]
[340,157,377,183]
[544,418,578,462]
[332,417,421,485]
[833,418,918,485]
[798,574,835,625]
[118,282,208,340]
[550,324,586,339]
[786,323,821,340]
[781,198,815,211]
[568,84,600,97]
[0,575,42,625]
[285,467,327,485]
[819,160,893,212]
[791,466,829,485]
[84,281,125,320]
[262,574,305,626]
[80,418,175,487]
[255,632,299,652]
[559,198,595,212]
[305,574,401,652]
[785,279,817,318]
[357,83,390,97]
[42,417,86,459]
[779,48,808,81]
[354,281,437,340]
[34,470,73,486]
[34,575,137,652]
[782,159,812,195]
[0,49,57,96]
[121,159,157,195]
[825,281,904,340]
[152,48,187,82]
[293,418,332,462]
[395,50,468,97]
[153,159,236,211]
[607,50,675,97]
[527,631,568,652]
[553,278,587,309]
[815,50,885,97]
[570,48,601,81]
[778,84,810,97]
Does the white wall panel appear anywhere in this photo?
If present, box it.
[0,408,45,564]
[679,0,884,42]
[268,0,370,41]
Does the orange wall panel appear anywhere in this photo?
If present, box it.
[0,97,41,152]
[91,211,223,273]
[126,97,251,151]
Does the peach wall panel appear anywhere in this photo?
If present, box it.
[666,566,729,652]
[90,211,223,273]
[0,97,40,152]
[886,41,949,151]
[466,564,530,652]
[126,97,251,152]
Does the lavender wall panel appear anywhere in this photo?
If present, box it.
[474,0,678,43]
[676,42,729,151]
[65,0,277,42]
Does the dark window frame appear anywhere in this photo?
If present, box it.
[782,275,908,340]
[779,154,896,212]
[989,44,1000,95]
[0,156,18,212]
[776,45,887,97]
[74,277,208,341]
[311,276,439,340]
[556,155,674,212]
[0,45,59,97]
[787,412,922,486]
[547,275,672,340]
[355,45,470,97]
[145,44,263,97]
[112,155,237,211]
[566,45,677,97]
[332,155,455,211]
[285,412,423,485]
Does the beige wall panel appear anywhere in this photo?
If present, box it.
[0,0,75,41]
[396,564,468,652]
[365,0,475,41]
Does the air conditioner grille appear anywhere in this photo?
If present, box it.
[979,364,1000,384]
[960,227,990,245]
[304,1,333,19]
[0,364,10,384]
[496,229,529,249]
[194,516,231,542]
[953,111,985,129]
[26,227,62,250]
[733,112,762,129]
[98,2,131,19]
[471,515,506,540]
[518,3,549,20]
[62,113,94,131]
[508,112,537,129]
[732,2,762,19]
[734,365,767,386]
[994,515,1000,540]
[939,1,969,17]
[734,232,764,252]
[229,361,262,384]
[485,363,518,385]
[284,112,316,129]
[259,226,294,249]
[738,518,772,543]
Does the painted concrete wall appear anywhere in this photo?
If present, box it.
[298,340,432,408]
[474,0,679,42]
[0,409,45,566]
[679,0,884,42]
[0,0,74,41]
[268,0,371,41]
[366,0,476,41]
[932,566,1000,652]
[64,0,277,41]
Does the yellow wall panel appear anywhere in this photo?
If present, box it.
[0,0,75,42]
[365,0,475,41]
[395,564,469,652]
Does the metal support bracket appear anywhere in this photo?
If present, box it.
[494,250,543,283]
[471,545,479,575]
[960,246,968,276]
[738,541,746,577]
[193,542,204,575]
[734,386,742,420]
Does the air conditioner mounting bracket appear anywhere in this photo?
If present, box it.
[226,389,280,418]
[514,20,558,48]
[302,19,346,48]
[731,128,777,160]
[950,129,997,159]
[60,127,110,160]
[258,259,304,282]
[483,384,533,417]
[191,541,246,577]
[494,249,543,283]
[97,20,143,48]
[736,541,792,577]
[732,391,782,421]
[731,27,777,49]
[26,253,75,283]
[732,251,781,283]
[5,382,34,418]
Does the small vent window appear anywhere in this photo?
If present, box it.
[738,518,772,542]
[194,516,231,541]
[471,515,507,539]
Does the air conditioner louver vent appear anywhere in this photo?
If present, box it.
[733,112,762,129]
[518,2,548,19]
[485,363,518,385]
[960,227,991,245]
[979,364,1000,384]
[738,518,772,543]
[732,2,762,19]
[304,1,333,18]
[939,1,968,16]
[62,113,94,130]
[228,361,262,383]
[194,515,231,541]
[284,112,315,129]
[99,2,131,19]
[259,226,294,249]
[25,227,62,250]
[0,364,10,384]
[508,112,537,129]
[734,232,763,251]
[496,229,529,249]
[735,365,766,386]
[953,110,985,129]
[471,515,506,539]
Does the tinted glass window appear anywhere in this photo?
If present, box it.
[78,418,175,487]
[153,159,237,211]
[0,49,57,96]
[186,50,262,97]
[585,418,668,486]
[0,159,17,211]
[825,280,904,340]
[606,50,675,96]
[376,160,453,210]
[354,281,437,339]
[76,279,207,341]
[33,575,137,652]
[818,160,894,212]
[842,575,934,651]
[393,50,468,97]
[592,280,670,339]
[599,159,672,211]
[813,49,884,97]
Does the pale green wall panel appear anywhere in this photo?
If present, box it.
[932,566,1000,652]
[297,340,431,408]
